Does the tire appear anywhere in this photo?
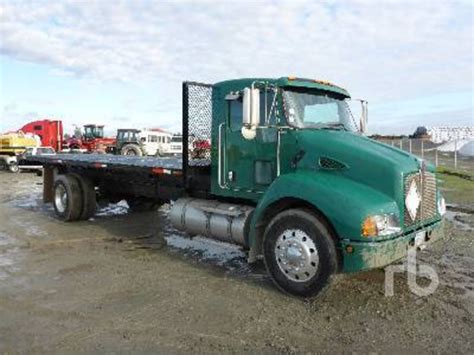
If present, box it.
[70,173,97,220]
[53,175,83,221]
[263,209,337,298]
[121,144,142,156]
[9,164,19,173]
[127,198,161,213]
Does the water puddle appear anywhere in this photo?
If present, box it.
[0,232,23,282]
[165,234,247,267]
[445,210,474,231]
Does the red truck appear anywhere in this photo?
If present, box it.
[19,119,63,152]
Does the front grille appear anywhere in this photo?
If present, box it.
[404,171,437,226]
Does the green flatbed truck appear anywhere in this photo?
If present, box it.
[34,77,445,297]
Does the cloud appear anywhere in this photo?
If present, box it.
[1,1,471,94]
[0,104,40,132]
[0,0,472,134]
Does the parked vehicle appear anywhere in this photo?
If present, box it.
[30,77,445,297]
[116,129,145,156]
[19,119,63,152]
[16,146,56,174]
[0,131,40,172]
[63,124,116,153]
[165,134,182,155]
[140,129,172,156]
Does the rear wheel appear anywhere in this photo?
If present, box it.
[121,144,142,156]
[53,175,83,221]
[263,209,337,298]
[70,173,97,220]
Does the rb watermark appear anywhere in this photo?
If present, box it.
[384,248,439,297]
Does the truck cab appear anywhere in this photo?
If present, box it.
[176,77,445,296]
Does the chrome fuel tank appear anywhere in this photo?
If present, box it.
[169,198,254,247]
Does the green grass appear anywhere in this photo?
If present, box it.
[437,170,474,207]
[436,166,473,181]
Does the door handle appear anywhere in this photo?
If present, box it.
[218,123,227,188]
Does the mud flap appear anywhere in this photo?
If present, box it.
[43,166,54,203]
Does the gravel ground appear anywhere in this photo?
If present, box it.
[0,171,472,353]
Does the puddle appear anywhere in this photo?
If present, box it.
[445,210,474,231]
[165,234,247,267]
[0,232,23,282]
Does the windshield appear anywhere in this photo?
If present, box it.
[118,131,138,141]
[84,126,104,138]
[38,148,55,154]
[282,90,356,131]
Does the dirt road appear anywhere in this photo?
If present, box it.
[0,172,472,352]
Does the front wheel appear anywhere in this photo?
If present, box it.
[263,209,337,298]
[9,163,19,173]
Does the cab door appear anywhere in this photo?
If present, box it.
[224,90,278,197]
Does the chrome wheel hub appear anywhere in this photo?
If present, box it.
[275,229,319,282]
[54,184,67,213]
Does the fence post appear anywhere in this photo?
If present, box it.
[399,139,403,149]
[391,140,394,147]
[435,148,438,167]
[421,139,424,159]
[454,139,457,169]
[409,139,412,153]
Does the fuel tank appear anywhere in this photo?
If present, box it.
[169,198,254,247]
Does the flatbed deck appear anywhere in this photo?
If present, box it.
[29,154,183,171]
[31,153,210,202]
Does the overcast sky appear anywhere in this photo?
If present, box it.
[0,0,472,135]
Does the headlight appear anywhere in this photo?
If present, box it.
[362,214,401,238]
[438,196,446,216]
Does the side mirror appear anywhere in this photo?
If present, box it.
[242,88,260,140]
[359,100,368,134]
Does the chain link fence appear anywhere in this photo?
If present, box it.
[376,138,474,173]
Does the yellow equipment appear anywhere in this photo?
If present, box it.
[0,131,39,156]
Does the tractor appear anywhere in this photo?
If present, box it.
[63,124,116,153]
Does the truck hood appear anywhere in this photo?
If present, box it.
[293,129,422,201]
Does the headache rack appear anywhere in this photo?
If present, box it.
[182,81,213,194]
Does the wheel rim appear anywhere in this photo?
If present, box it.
[126,150,136,156]
[274,229,319,282]
[54,184,68,213]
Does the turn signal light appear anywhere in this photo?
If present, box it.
[362,217,377,237]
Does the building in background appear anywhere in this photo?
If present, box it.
[416,126,474,143]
